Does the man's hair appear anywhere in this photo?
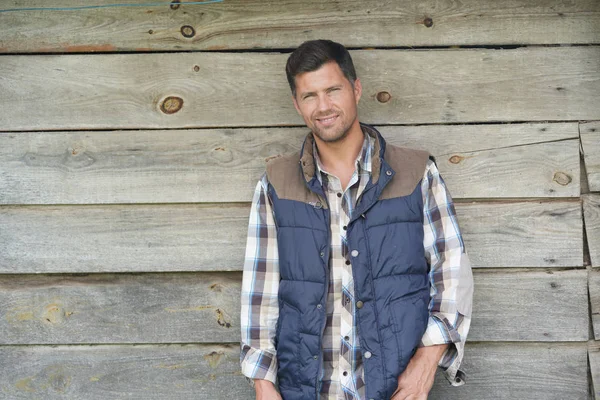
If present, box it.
[285,39,357,97]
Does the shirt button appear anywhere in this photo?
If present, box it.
[320,251,325,257]
[364,351,372,359]
[342,225,347,230]
[344,335,350,341]
[356,300,364,309]
[313,355,318,360]
[343,371,348,376]
[317,304,322,309]
[351,250,359,257]
[337,192,342,198]
[345,260,351,265]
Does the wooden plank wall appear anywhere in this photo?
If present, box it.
[0,1,598,399]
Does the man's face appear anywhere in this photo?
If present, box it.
[292,61,362,143]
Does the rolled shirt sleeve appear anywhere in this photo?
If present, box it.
[420,157,474,386]
[240,174,280,387]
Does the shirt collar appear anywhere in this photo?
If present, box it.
[312,125,373,183]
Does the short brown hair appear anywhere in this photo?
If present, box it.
[285,39,357,97]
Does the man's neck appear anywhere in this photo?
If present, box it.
[313,119,364,173]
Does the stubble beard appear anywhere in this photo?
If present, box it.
[311,111,354,143]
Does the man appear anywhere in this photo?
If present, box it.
[240,39,474,400]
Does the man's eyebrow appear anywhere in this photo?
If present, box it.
[299,90,316,99]
[300,85,344,98]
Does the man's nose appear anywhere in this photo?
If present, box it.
[317,93,333,112]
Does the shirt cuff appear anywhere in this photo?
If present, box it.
[419,313,466,386]
[240,344,278,387]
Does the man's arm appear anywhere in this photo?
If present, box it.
[240,173,281,396]
[393,157,474,399]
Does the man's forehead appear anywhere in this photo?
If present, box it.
[295,61,348,90]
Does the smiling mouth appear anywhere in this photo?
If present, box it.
[316,115,338,125]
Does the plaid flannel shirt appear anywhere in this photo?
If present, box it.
[240,128,473,399]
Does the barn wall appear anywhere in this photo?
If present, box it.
[0,1,599,399]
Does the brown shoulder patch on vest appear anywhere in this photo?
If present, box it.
[379,145,430,200]
[266,152,325,207]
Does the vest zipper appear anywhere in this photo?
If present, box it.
[359,214,388,400]
[316,193,331,399]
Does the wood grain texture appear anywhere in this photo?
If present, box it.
[1,47,599,131]
[585,195,600,268]
[0,201,581,273]
[469,269,588,342]
[0,343,255,400]
[0,0,598,52]
[0,204,249,273]
[430,342,588,400]
[0,272,242,344]
[588,269,600,340]
[0,123,579,204]
[458,201,582,268]
[581,122,600,192]
[0,342,588,399]
[589,341,600,399]
[0,269,587,344]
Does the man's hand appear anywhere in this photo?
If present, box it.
[254,379,282,400]
[390,344,448,400]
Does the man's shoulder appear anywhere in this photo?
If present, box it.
[384,142,431,162]
[378,143,433,200]
[264,151,302,182]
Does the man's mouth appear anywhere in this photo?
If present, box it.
[316,115,338,126]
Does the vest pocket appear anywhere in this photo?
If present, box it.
[388,290,430,369]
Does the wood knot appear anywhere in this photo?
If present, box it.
[552,171,571,186]
[160,96,183,114]
[193,65,200,72]
[180,25,195,38]
[215,308,231,328]
[210,283,223,292]
[449,155,464,164]
[376,91,391,103]
[43,304,65,324]
[423,17,434,28]
[203,351,224,369]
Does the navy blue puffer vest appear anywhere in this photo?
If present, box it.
[265,123,431,400]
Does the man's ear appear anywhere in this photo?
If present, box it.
[353,78,362,104]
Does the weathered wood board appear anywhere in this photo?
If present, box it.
[589,341,600,399]
[0,269,587,344]
[0,0,599,52]
[456,201,582,268]
[0,123,579,204]
[588,269,600,339]
[581,122,600,192]
[1,47,599,130]
[430,343,588,399]
[468,269,588,342]
[0,342,587,399]
[0,343,255,400]
[0,201,581,273]
[585,194,600,268]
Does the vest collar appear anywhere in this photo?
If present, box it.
[298,122,387,185]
